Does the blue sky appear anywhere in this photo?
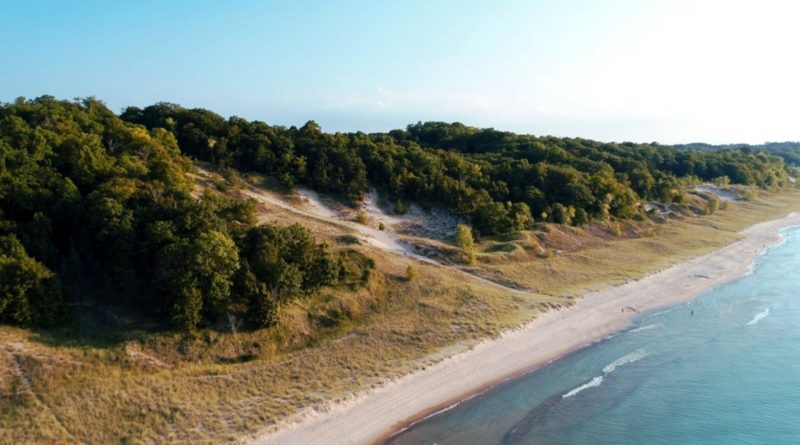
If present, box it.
[2,0,799,143]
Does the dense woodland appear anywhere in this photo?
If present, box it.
[122,103,794,233]
[1,96,796,331]
[0,97,370,331]
[675,142,800,167]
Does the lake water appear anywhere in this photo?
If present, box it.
[387,226,800,445]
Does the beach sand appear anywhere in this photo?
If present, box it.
[253,212,800,445]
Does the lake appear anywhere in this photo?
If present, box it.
[387,226,800,445]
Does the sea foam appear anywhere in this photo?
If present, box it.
[746,308,770,326]
[562,376,604,398]
[562,349,648,399]
[603,349,648,374]
[629,323,661,333]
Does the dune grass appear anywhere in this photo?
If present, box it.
[480,190,800,296]
[1,254,543,444]
[2,188,800,444]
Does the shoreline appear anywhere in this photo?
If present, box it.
[253,211,800,445]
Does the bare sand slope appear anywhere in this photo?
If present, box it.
[241,186,436,264]
[694,184,740,201]
[252,212,800,445]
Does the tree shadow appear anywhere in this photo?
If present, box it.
[29,300,169,350]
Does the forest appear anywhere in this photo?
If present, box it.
[0,97,365,331]
[122,103,794,233]
[1,96,795,331]
[675,142,800,167]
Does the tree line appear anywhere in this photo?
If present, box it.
[121,104,794,235]
[674,142,800,167]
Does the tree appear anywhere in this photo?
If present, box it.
[191,230,240,320]
[235,223,341,327]
[172,287,203,332]
[0,236,65,327]
[573,207,590,226]
[508,202,533,230]
[551,203,575,225]
[158,230,240,331]
[472,201,509,235]
[236,262,279,328]
[455,224,476,265]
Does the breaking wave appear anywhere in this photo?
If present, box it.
[562,376,604,399]
[603,348,648,374]
[562,349,648,399]
[746,308,770,326]
[629,323,661,333]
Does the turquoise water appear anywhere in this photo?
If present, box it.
[387,227,800,445]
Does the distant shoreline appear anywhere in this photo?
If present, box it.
[254,212,800,445]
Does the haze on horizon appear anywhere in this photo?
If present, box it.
[2,0,798,145]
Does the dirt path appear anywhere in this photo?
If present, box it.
[4,344,77,442]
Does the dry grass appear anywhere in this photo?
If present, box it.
[0,255,545,444]
[480,189,800,296]
[2,186,799,444]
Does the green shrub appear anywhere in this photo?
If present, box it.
[336,235,361,245]
[405,264,418,282]
[337,249,375,287]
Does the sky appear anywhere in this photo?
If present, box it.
[1,0,799,144]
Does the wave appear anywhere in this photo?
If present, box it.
[643,306,679,320]
[562,349,648,399]
[746,308,770,326]
[562,376,604,399]
[603,348,648,374]
[629,323,661,333]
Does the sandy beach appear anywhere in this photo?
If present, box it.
[253,211,800,445]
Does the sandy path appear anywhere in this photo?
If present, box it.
[241,186,436,264]
[252,212,800,445]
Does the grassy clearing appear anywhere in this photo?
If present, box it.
[2,188,799,444]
